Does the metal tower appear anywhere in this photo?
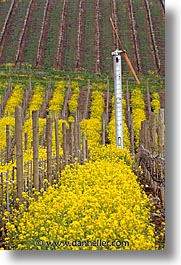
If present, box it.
[112,49,124,148]
[110,17,140,148]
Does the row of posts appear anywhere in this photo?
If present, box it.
[14,106,89,200]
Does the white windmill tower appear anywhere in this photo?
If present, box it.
[110,17,140,148]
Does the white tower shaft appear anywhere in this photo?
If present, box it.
[112,49,123,148]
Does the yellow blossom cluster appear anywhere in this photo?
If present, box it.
[80,90,104,151]
[90,90,105,120]
[151,92,160,114]
[29,84,45,114]
[0,81,9,105]
[0,116,15,151]
[0,83,69,212]
[130,88,146,151]
[68,82,80,118]
[0,78,163,251]
[4,155,157,250]
[49,81,66,115]
[4,84,24,115]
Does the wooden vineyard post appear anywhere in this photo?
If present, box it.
[6,171,10,212]
[106,77,110,125]
[137,121,144,167]
[15,106,23,201]
[83,79,90,119]
[139,121,145,146]
[149,112,157,153]
[85,139,89,160]
[32,110,39,191]
[126,81,135,156]
[126,80,131,128]
[24,132,28,151]
[46,117,52,185]
[158,109,165,156]
[74,121,79,158]
[81,132,86,163]
[61,82,71,120]
[69,122,74,163]
[144,120,150,150]
[55,118,60,173]
[102,112,106,145]
[149,112,157,193]
[8,77,12,91]
[145,120,151,184]
[158,108,165,206]
[62,123,68,168]
[0,173,3,208]
[6,124,10,163]
[146,80,151,118]
[29,76,32,90]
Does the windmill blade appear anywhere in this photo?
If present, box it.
[110,17,140,85]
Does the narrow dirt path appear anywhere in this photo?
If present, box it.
[74,0,85,70]
[35,0,52,67]
[94,0,102,74]
[0,0,17,62]
[15,0,34,66]
[55,0,69,69]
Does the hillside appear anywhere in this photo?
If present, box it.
[0,0,165,74]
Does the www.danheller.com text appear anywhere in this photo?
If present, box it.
[35,239,129,248]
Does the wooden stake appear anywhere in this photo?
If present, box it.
[62,122,68,167]
[32,110,39,191]
[74,121,79,158]
[6,124,10,163]
[81,132,86,163]
[146,80,151,118]
[24,132,28,151]
[106,77,110,125]
[102,112,106,145]
[15,106,23,200]
[83,79,90,119]
[149,112,157,153]
[6,171,10,212]
[69,122,74,163]
[46,117,52,184]
[55,118,60,172]
[158,109,165,157]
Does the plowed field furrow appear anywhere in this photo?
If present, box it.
[22,0,45,66]
[35,0,52,67]
[15,0,34,65]
[94,0,102,74]
[127,0,142,73]
[55,0,69,69]
[159,0,165,14]
[82,0,95,72]
[0,1,13,34]
[63,0,79,70]
[0,0,17,62]
[143,0,161,72]
[131,0,156,73]
[148,0,165,74]
[74,0,85,70]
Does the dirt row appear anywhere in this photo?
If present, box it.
[55,0,69,69]
[0,0,164,75]
[35,0,53,67]
[0,0,18,63]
